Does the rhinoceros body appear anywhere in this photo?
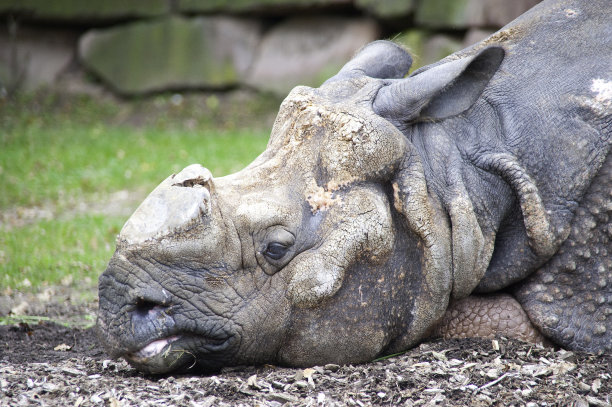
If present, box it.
[97,0,611,374]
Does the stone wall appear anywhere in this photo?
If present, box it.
[0,0,541,97]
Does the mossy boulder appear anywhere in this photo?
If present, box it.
[422,34,463,64]
[0,27,77,91]
[0,0,169,21]
[415,0,541,29]
[79,16,261,95]
[177,0,350,14]
[245,17,379,96]
[355,0,414,19]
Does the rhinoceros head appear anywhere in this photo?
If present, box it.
[97,41,504,374]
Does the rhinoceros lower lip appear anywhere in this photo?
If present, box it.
[127,336,181,362]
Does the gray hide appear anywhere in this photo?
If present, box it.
[97,0,611,374]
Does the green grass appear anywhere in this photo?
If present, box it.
[1,214,125,289]
[0,91,274,209]
[0,90,274,291]
[1,123,270,209]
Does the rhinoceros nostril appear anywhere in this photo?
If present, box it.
[133,298,169,318]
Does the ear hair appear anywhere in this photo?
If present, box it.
[324,40,413,84]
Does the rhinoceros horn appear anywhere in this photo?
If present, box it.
[120,164,213,245]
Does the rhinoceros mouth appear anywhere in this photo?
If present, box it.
[123,334,233,374]
[123,335,196,374]
[126,335,181,363]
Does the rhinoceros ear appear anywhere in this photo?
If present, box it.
[324,40,413,84]
[373,46,505,124]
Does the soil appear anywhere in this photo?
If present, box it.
[1,293,611,406]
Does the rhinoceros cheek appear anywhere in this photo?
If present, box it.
[278,315,388,367]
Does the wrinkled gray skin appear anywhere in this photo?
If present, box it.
[98,0,611,374]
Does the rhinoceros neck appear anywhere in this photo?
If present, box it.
[418,67,611,293]
[409,0,612,291]
[406,117,512,299]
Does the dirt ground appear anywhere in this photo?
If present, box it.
[1,290,610,407]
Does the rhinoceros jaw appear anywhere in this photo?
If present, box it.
[127,335,180,362]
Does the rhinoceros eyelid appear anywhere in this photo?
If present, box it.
[256,227,296,273]
[263,242,291,260]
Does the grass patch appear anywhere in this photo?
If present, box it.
[0,91,272,209]
[0,90,275,291]
[1,123,270,209]
[1,214,125,289]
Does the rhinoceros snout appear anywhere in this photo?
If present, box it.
[97,251,244,374]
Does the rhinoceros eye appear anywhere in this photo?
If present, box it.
[264,242,290,260]
[258,228,296,273]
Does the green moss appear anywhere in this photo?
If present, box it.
[356,0,414,19]
[415,0,471,29]
[177,0,341,13]
[80,16,239,95]
[0,0,169,19]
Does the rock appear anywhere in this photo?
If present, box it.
[177,0,351,14]
[394,31,463,70]
[415,0,474,29]
[245,17,379,96]
[324,363,341,372]
[355,0,414,19]
[481,0,542,27]
[422,34,463,65]
[294,380,309,389]
[415,0,542,29]
[79,16,262,95]
[0,26,77,92]
[0,0,169,21]
[266,392,299,404]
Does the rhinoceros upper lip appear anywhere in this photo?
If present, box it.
[127,335,181,361]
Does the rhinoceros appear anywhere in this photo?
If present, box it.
[97,0,612,374]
